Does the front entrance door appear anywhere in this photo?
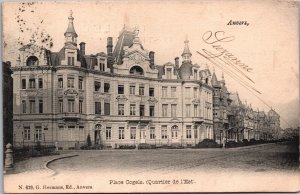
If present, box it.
[171,125,179,143]
[94,124,101,145]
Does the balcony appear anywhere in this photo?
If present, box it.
[192,117,204,124]
[60,112,80,121]
[126,116,152,124]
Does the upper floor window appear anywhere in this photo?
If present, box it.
[130,85,136,95]
[94,81,101,91]
[104,83,110,93]
[79,77,83,90]
[21,79,26,89]
[118,85,124,94]
[140,105,145,116]
[26,56,39,66]
[67,99,75,112]
[38,78,43,89]
[185,87,191,98]
[149,87,154,97]
[118,104,124,115]
[194,70,198,80]
[58,77,63,88]
[166,68,172,79]
[67,78,74,88]
[29,78,36,89]
[130,66,144,76]
[100,62,105,72]
[162,86,167,98]
[67,55,75,66]
[139,85,144,95]
[171,87,176,97]
[193,87,198,98]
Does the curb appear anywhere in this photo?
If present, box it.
[43,154,78,176]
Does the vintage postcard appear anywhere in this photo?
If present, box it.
[2,0,299,193]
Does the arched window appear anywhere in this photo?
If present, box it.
[26,56,39,66]
[171,125,178,139]
[171,125,178,131]
[129,66,144,76]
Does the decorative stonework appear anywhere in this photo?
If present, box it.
[128,52,146,64]
[192,98,200,104]
[64,89,78,96]
[116,95,128,101]
[148,97,158,104]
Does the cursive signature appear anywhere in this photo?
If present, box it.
[197,31,260,94]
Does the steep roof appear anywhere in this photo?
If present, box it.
[211,72,220,87]
[113,27,135,65]
[179,61,193,79]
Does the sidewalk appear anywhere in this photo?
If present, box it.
[5,153,78,176]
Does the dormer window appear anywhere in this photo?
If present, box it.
[166,68,172,79]
[130,66,144,76]
[194,70,198,80]
[26,56,39,66]
[67,52,75,66]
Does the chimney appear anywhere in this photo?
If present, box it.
[149,51,155,68]
[79,42,86,55]
[175,57,179,68]
[107,37,114,73]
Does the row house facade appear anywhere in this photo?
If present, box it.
[12,12,214,149]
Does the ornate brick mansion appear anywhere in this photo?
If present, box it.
[11,12,280,149]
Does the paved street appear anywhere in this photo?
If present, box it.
[4,142,299,193]
[49,142,299,175]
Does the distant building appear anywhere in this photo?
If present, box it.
[211,71,232,144]
[11,12,214,149]
[3,61,13,146]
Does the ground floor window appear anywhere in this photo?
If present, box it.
[186,125,192,139]
[24,127,30,140]
[130,127,136,139]
[161,126,167,139]
[194,126,198,139]
[35,127,42,141]
[106,127,111,140]
[119,127,125,139]
[150,127,155,139]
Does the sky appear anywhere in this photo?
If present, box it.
[2,0,299,128]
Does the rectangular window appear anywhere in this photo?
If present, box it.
[58,77,63,88]
[186,104,191,117]
[162,86,167,98]
[104,103,110,115]
[186,126,192,139]
[161,126,167,139]
[79,77,83,90]
[119,127,125,139]
[104,83,110,93]
[130,85,135,95]
[100,63,105,72]
[106,127,111,140]
[166,68,172,79]
[194,126,198,139]
[171,104,177,118]
[94,81,101,91]
[130,127,136,139]
[35,127,42,141]
[95,102,101,114]
[68,99,75,113]
[171,87,176,97]
[79,100,83,113]
[194,104,198,117]
[130,104,136,116]
[29,78,36,89]
[139,85,144,95]
[24,127,30,140]
[149,87,154,97]
[59,99,63,113]
[118,85,124,94]
[149,106,155,117]
[140,105,145,116]
[118,104,124,115]
[193,87,197,98]
[38,78,43,89]
[22,79,26,89]
[29,100,35,113]
[185,87,191,98]
[67,78,74,88]
[162,104,168,117]
[22,100,26,113]
[194,70,198,80]
[39,100,43,113]
[68,56,75,66]
[150,127,155,139]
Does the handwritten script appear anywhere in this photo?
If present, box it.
[197,31,260,94]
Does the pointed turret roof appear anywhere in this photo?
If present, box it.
[211,72,220,87]
[181,36,192,57]
[64,10,78,37]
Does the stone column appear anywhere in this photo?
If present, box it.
[5,143,13,173]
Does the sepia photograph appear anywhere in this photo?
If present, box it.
[2,0,299,193]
